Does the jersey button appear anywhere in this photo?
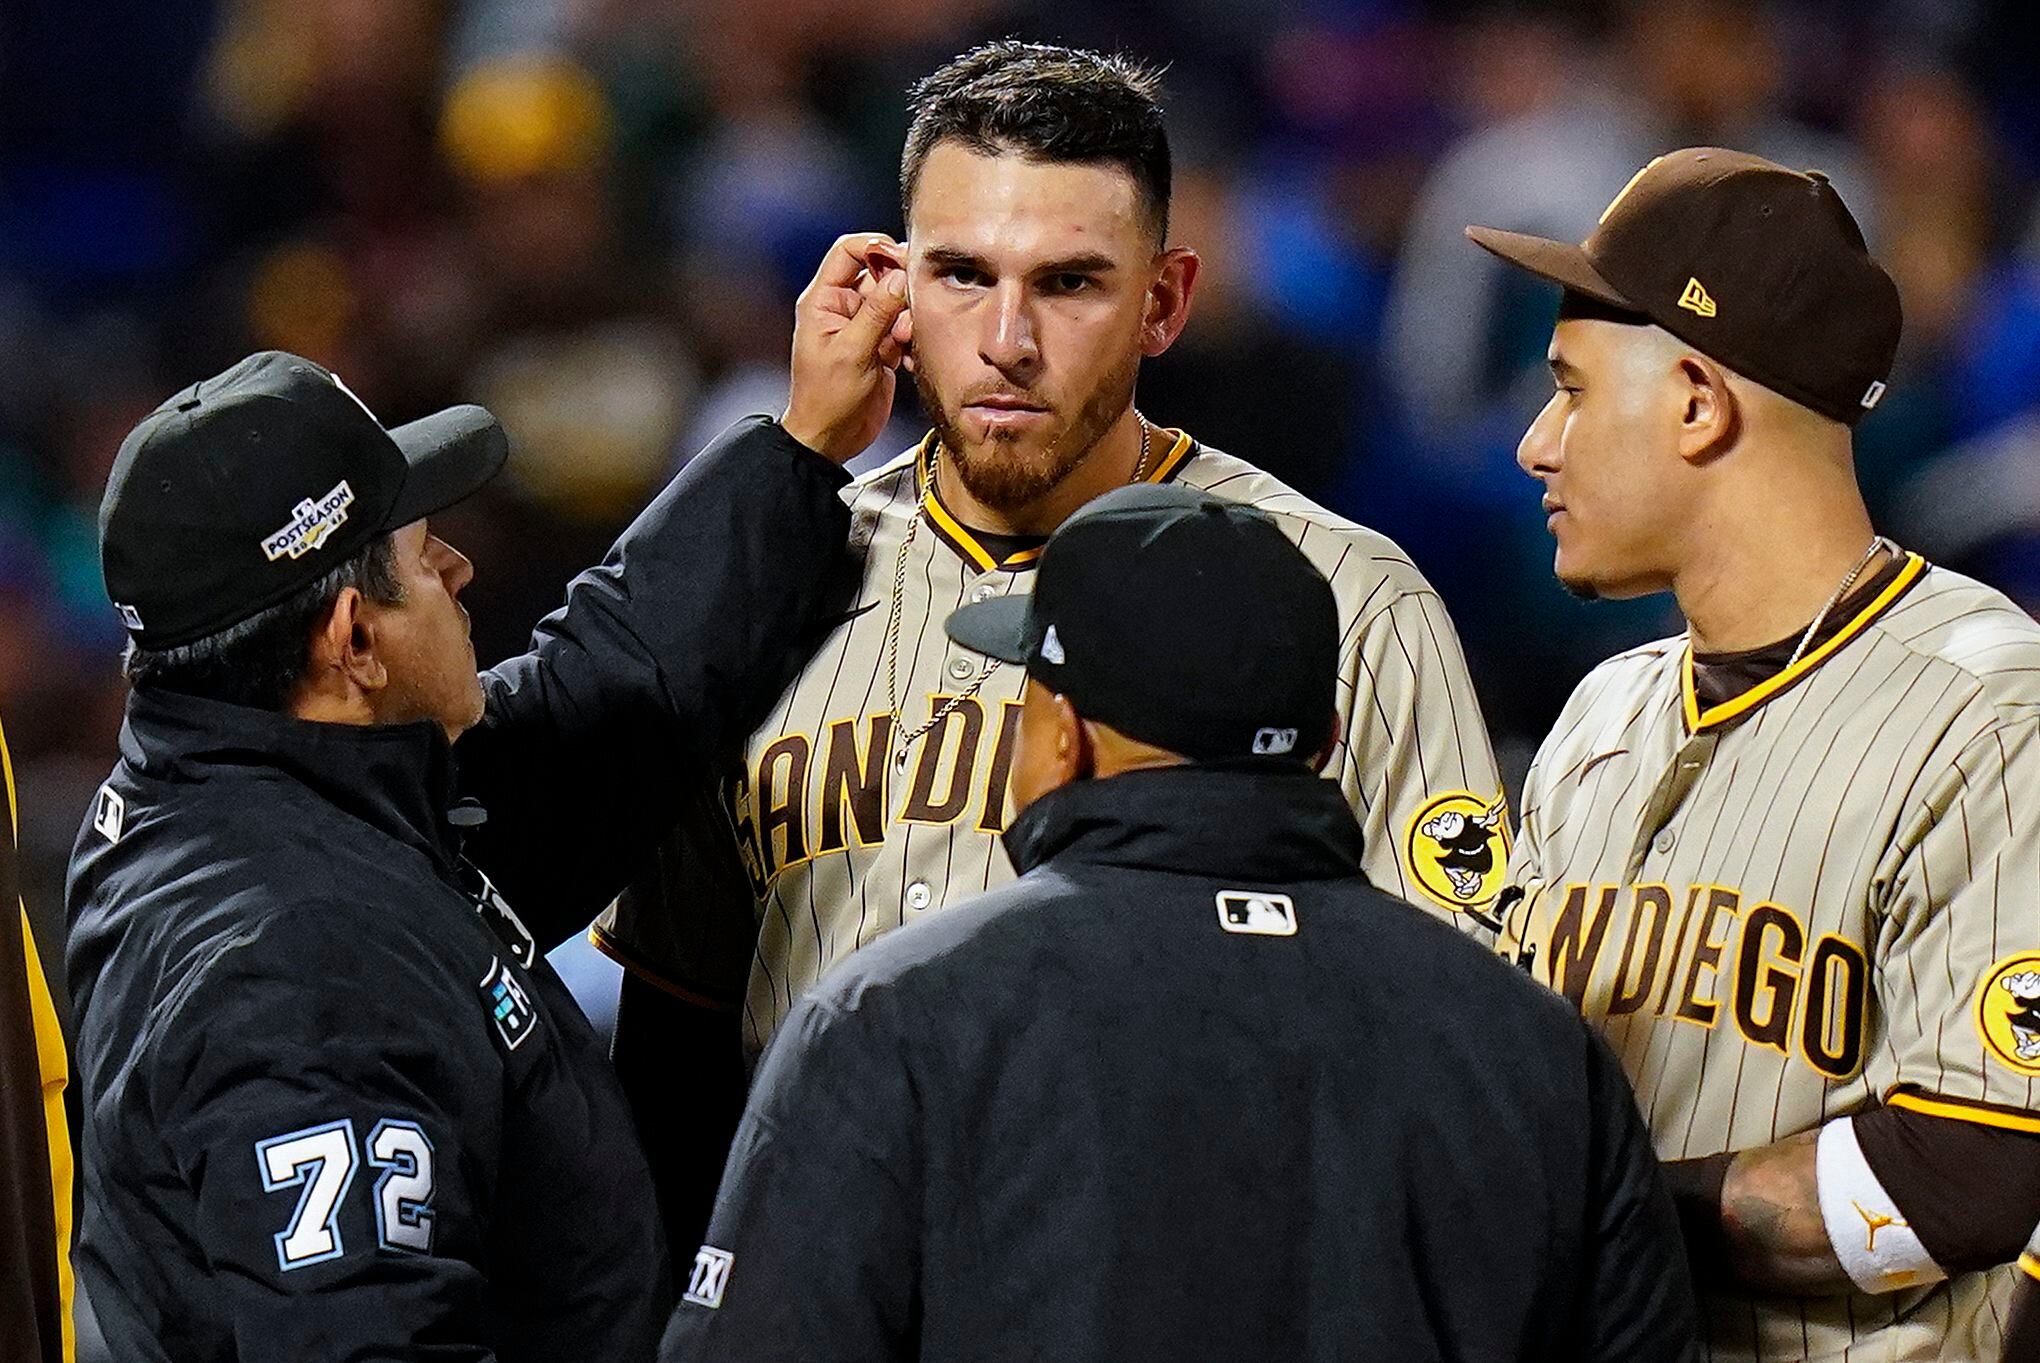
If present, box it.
[906,880,933,911]
[971,583,998,603]
[947,656,977,681]
[1654,828,1676,854]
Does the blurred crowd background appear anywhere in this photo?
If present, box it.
[3,0,2038,1042]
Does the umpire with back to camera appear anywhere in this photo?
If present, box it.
[660,483,1698,1363]
[62,326,897,1360]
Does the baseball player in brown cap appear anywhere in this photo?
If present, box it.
[1471,147,2040,1360]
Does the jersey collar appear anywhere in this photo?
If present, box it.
[1680,552,1929,733]
[913,427,1198,573]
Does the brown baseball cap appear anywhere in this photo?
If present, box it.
[1466,146,1902,426]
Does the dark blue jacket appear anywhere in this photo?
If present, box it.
[66,419,850,1363]
[662,763,1699,1363]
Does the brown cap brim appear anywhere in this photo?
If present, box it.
[1464,226,1635,312]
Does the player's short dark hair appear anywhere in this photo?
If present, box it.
[123,535,406,712]
[902,41,1171,244]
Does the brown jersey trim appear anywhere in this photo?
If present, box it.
[1681,553,1929,733]
[587,924,741,1011]
[1887,1086,2040,1134]
[915,428,1196,573]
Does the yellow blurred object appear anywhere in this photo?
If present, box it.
[247,242,358,361]
[441,56,613,185]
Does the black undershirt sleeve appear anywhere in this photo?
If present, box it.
[1853,1104,2040,1272]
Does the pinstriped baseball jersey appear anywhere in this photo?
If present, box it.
[597,428,1504,1055]
[1499,555,2040,1362]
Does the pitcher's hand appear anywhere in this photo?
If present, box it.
[782,233,913,464]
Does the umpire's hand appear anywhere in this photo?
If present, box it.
[781,232,914,464]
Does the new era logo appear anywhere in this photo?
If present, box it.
[1216,891,1298,937]
[114,602,144,630]
[685,1246,734,1308]
[92,785,125,844]
[1677,277,1718,318]
[1861,380,1887,410]
[1040,624,1066,665]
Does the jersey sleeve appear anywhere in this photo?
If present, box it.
[1877,716,2040,1121]
[659,988,920,1363]
[457,417,853,950]
[1336,587,1507,938]
[148,904,502,1362]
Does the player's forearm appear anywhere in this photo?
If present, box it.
[1668,1130,1851,1294]
[1717,1130,1852,1292]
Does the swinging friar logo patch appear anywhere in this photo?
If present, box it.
[1216,890,1298,937]
[1404,790,1511,913]
[1977,953,2040,1075]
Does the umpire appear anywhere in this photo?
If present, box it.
[661,485,1699,1362]
[64,351,862,1361]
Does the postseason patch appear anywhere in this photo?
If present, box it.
[1403,790,1511,912]
[478,957,539,1052]
[1976,952,2040,1076]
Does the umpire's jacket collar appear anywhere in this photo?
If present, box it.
[120,684,463,877]
[1002,761,1365,884]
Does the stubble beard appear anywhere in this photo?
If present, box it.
[919,348,1142,514]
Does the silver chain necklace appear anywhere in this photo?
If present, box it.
[1786,535,1891,668]
[883,415,1154,772]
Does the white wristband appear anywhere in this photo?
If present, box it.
[1815,1116,1947,1295]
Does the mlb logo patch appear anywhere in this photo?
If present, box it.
[685,1245,734,1308]
[477,957,539,1051]
[1216,890,1298,937]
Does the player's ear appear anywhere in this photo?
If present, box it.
[1675,350,1740,465]
[1142,247,1199,357]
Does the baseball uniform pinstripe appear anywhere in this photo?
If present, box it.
[1500,555,2040,1361]
[597,428,1504,1056]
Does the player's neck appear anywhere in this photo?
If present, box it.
[1674,481,1882,656]
[934,406,1146,538]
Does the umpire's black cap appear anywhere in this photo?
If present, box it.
[944,484,1339,764]
[100,351,508,648]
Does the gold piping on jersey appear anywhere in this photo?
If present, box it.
[1681,552,1928,733]
[2020,1251,2040,1282]
[914,427,1196,573]
[586,922,740,1012]
[1887,1088,2040,1135]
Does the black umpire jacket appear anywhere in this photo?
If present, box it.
[662,763,1700,1363]
[66,419,851,1363]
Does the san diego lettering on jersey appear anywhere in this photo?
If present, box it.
[599,429,1506,1056]
[1523,881,1868,1083]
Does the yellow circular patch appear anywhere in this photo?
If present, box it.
[1976,952,2040,1077]
[1404,791,1511,912]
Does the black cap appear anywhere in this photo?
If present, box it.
[100,351,508,647]
[1466,146,1902,425]
[944,484,1338,763]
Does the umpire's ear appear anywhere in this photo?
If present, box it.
[300,586,388,713]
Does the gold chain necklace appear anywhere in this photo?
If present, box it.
[883,415,1154,772]
[1786,535,1889,668]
